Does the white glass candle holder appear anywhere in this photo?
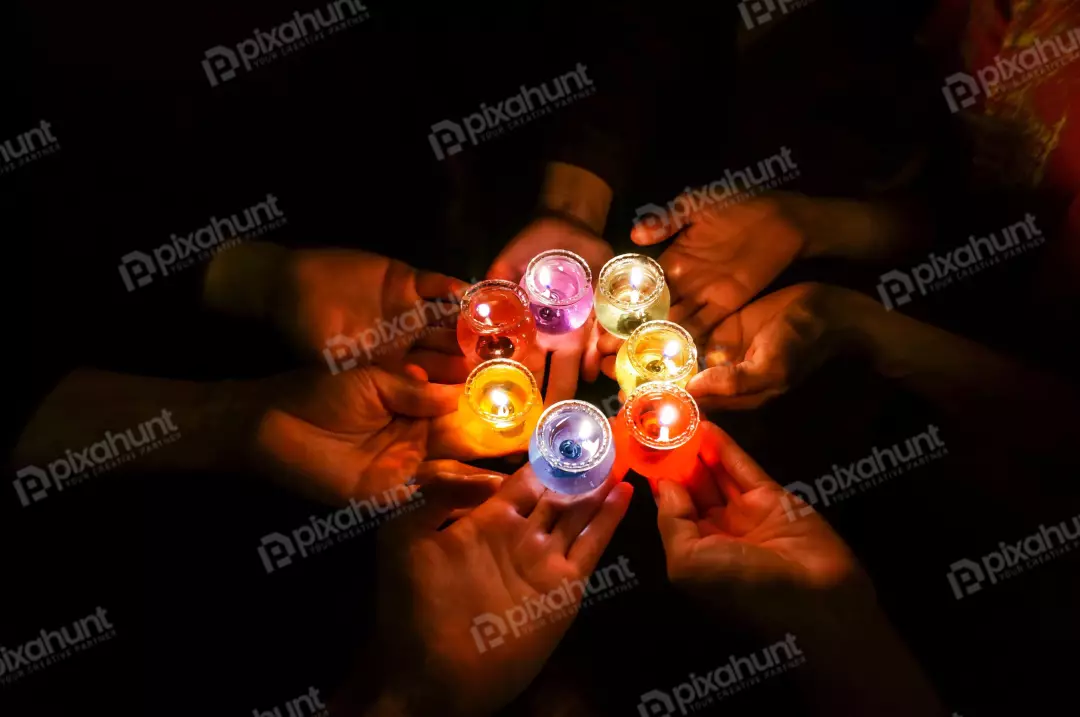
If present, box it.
[528,400,615,495]
[595,254,670,339]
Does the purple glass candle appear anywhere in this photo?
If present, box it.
[529,400,615,495]
[521,250,594,336]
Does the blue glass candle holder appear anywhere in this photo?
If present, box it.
[529,400,615,495]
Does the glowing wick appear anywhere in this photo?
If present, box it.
[490,389,513,419]
[628,265,644,304]
[538,265,555,299]
[658,403,678,442]
[476,303,491,319]
[663,339,681,375]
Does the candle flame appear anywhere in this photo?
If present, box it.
[630,265,644,289]
[491,389,510,408]
[663,340,681,358]
[659,404,678,426]
[477,303,491,319]
[539,265,552,288]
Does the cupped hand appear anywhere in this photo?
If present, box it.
[654,422,871,627]
[632,192,819,341]
[686,282,853,411]
[365,462,634,717]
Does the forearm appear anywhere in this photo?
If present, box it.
[12,369,265,476]
[537,161,613,235]
[799,196,933,263]
[203,241,291,321]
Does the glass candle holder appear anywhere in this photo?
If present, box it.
[595,254,671,339]
[614,320,698,397]
[457,280,537,367]
[528,400,615,495]
[615,383,702,482]
[521,250,594,337]
[460,359,543,452]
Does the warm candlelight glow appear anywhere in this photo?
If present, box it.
[464,359,540,432]
[522,250,594,337]
[614,320,698,397]
[615,382,702,483]
[595,254,671,339]
[529,400,615,494]
[457,280,537,367]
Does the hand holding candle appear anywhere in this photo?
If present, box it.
[456,358,543,453]
[521,249,594,339]
[614,382,702,483]
[528,400,615,495]
[595,254,671,339]
[456,280,537,367]
[614,320,698,397]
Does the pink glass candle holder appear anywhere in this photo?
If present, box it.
[615,383,702,483]
[457,280,537,367]
[521,250,594,337]
[528,400,615,495]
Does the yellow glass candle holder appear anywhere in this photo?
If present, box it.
[614,320,698,397]
[459,359,542,452]
[595,254,671,339]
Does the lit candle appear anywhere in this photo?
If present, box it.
[457,280,537,367]
[614,320,698,397]
[459,359,543,452]
[615,382,702,482]
[595,254,671,339]
[529,400,615,495]
[521,250,594,337]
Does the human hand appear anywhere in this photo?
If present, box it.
[654,421,870,627]
[206,244,469,368]
[360,462,634,717]
[685,282,856,411]
[253,364,502,505]
[631,192,823,340]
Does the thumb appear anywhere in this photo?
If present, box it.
[631,191,698,245]
[373,369,462,417]
[655,479,701,557]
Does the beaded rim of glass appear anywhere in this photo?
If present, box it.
[460,280,531,335]
[523,249,593,308]
[464,359,540,424]
[625,320,698,383]
[535,400,613,473]
[598,254,666,312]
[623,382,700,451]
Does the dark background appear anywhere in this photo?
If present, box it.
[2,0,1078,715]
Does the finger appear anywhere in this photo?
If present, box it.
[398,470,504,534]
[402,364,428,382]
[654,478,702,557]
[415,270,470,301]
[694,391,781,412]
[698,422,774,492]
[545,343,583,407]
[550,469,624,555]
[679,303,732,346]
[525,489,561,534]
[415,459,509,487]
[596,330,624,357]
[404,350,471,384]
[581,318,603,383]
[567,482,634,572]
[666,300,702,327]
[683,456,727,512]
[687,363,778,400]
[374,370,462,417]
[600,355,617,380]
[475,463,547,518]
[413,328,463,355]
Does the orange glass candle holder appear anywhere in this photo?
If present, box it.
[459,358,543,452]
[615,382,701,482]
[457,280,537,367]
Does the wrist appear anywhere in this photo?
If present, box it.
[797,198,886,260]
[203,242,292,322]
[538,161,613,235]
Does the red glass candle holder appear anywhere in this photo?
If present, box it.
[614,383,702,483]
[456,280,537,367]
